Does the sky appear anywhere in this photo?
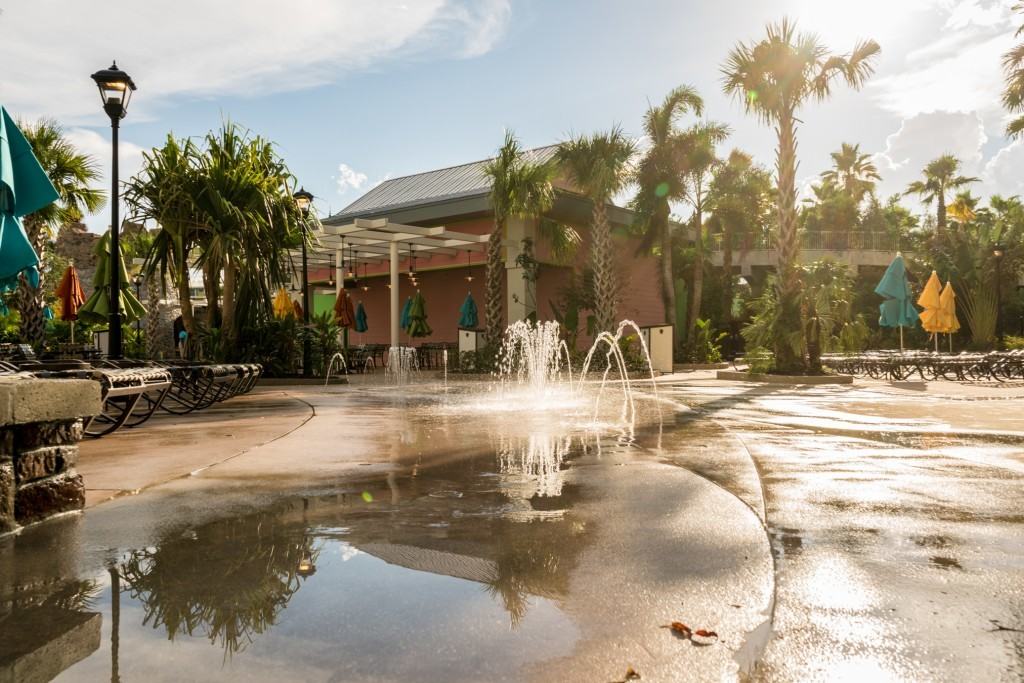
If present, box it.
[1,0,1021,232]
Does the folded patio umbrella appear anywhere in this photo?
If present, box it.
[272,287,293,319]
[334,290,355,328]
[78,231,147,325]
[875,253,918,350]
[43,305,53,320]
[55,265,86,320]
[400,295,413,332]
[939,281,960,352]
[292,299,303,320]
[917,270,943,349]
[354,301,368,333]
[406,290,432,338]
[458,292,478,329]
[0,105,59,292]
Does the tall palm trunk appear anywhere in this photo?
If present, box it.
[657,202,677,343]
[484,218,505,348]
[177,251,196,336]
[591,201,617,333]
[686,191,706,354]
[203,262,220,329]
[774,111,805,373]
[145,274,162,359]
[936,188,947,234]
[18,216,47,350]
[722,222,734,322]
[222,258,237,353]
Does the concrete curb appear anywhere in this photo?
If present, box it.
[716,370,854,385]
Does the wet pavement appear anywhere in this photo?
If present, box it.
[2,376,1022,681]
[662,376,1024,681]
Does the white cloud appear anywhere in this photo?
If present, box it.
[335,163,369,194]
[63,128,146,234]
[0,1,511,124]
[983,138,1024,198]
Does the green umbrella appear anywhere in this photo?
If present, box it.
[354,301,368,333]
[458,292,478,329]
[78,231,147,325]
[406,290,432,338]
[0,105,59,291]
[874,253,917,350]
[400,295,413,331]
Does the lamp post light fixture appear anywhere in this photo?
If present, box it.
[993,244,1006,345]
[294,187,314,377]
[91,62,136,359]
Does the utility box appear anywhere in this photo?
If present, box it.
[640,325,673,374]
[459,328,482,355]
[92,329,110,357]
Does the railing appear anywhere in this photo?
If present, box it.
[710,231,902,253]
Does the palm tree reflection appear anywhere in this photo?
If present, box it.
[117,513,319,658]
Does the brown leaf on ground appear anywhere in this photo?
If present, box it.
[661,621,692,638]
[661,621,719,645]
[609,665,641,682]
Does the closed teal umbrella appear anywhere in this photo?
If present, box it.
[406,291,432,338]
[875,254,917,350]
[354,301,368,333]
[458,292,478,329]
[400,295,413,331]
[0,105,59,291]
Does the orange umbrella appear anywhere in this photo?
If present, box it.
[54,265,86,321]
[292,300,303,320]
[334,290,355,328]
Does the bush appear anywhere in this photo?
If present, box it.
[691,318,726,363]
[744,346,775,374]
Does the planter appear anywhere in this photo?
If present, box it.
[673,362,730,371]
[716,370,853,385]
[258,376,349,386]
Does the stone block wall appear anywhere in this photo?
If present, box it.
[0,377,100,534]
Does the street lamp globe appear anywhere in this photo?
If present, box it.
[294,187,314,215]
[90,62,136,120]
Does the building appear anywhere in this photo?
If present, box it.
[302,146,669,349]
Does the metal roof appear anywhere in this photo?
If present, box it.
[326,145,560,224]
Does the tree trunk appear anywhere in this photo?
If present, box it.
[145,273,162,359]
[177,253,195,337]
[686,191,705,358]
[774,111,805,374]
[484,217,505,348]
[722,222,734,324]
[17,215,47,351]
[203,261,220,329]
[591,200,617,334]
[936,189,947,235]
[657,202,676,349]
[222,258,237,354]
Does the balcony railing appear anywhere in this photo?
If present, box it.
[710,231,902,253]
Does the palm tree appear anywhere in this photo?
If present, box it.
[707,150,773,321]
[722,19,880,373]
[17,120,105,349]
[631,85,705,344]
[679,122,730,351]
[820,142,880,204]
[904,155,978,234]
[1003,3,1024,137]
[946,190,980,226]
[555,127,635,333]
[482,132,555,347]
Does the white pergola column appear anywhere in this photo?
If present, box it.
[389,241,399,349]
[505,217,537,322]
[335,249,343,297]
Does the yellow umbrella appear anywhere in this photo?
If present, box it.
[917,271,943,350]
[939,281,960,352]
[272,287,292,319]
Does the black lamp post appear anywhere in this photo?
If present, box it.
[294,187,314,377]
[133,273,144,337]
[91,62,136,359]
[993,244,1005,345]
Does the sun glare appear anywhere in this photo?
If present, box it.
[792,0,923,45]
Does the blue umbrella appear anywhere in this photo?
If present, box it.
[875,253,918,350]
[458,292,478,329]
[0,106,58,291]
[400,295,413,332]
[354,301,368,333]
[43,304,53,320]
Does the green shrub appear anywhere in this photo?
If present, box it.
[744,346,775,374]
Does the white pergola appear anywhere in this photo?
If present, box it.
[290,218,488,348]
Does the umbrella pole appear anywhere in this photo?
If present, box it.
[70,321,74,344]
[934,332,938,353]
[899,326,904,352]
[949,333,953,354]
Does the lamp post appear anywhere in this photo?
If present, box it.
[91,62,136,359]
[993,244,1005,346]
[294,187,313,377]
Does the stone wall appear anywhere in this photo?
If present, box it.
[0,376,101,534]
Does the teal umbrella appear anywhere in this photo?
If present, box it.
[406,291,432,338]
[458,292,478,329]
[0,105,59,292]
[354,301,368,333]
[78,231,147,325]
[43,305,53,320]
[875,253,917,350]
[400,295,413,331]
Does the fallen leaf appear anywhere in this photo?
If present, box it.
[661,620,719,645]
[609,665,641,682]
[661,621,692,638]
[693,629,718,639]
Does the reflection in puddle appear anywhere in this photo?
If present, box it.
[497,432,573,498]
